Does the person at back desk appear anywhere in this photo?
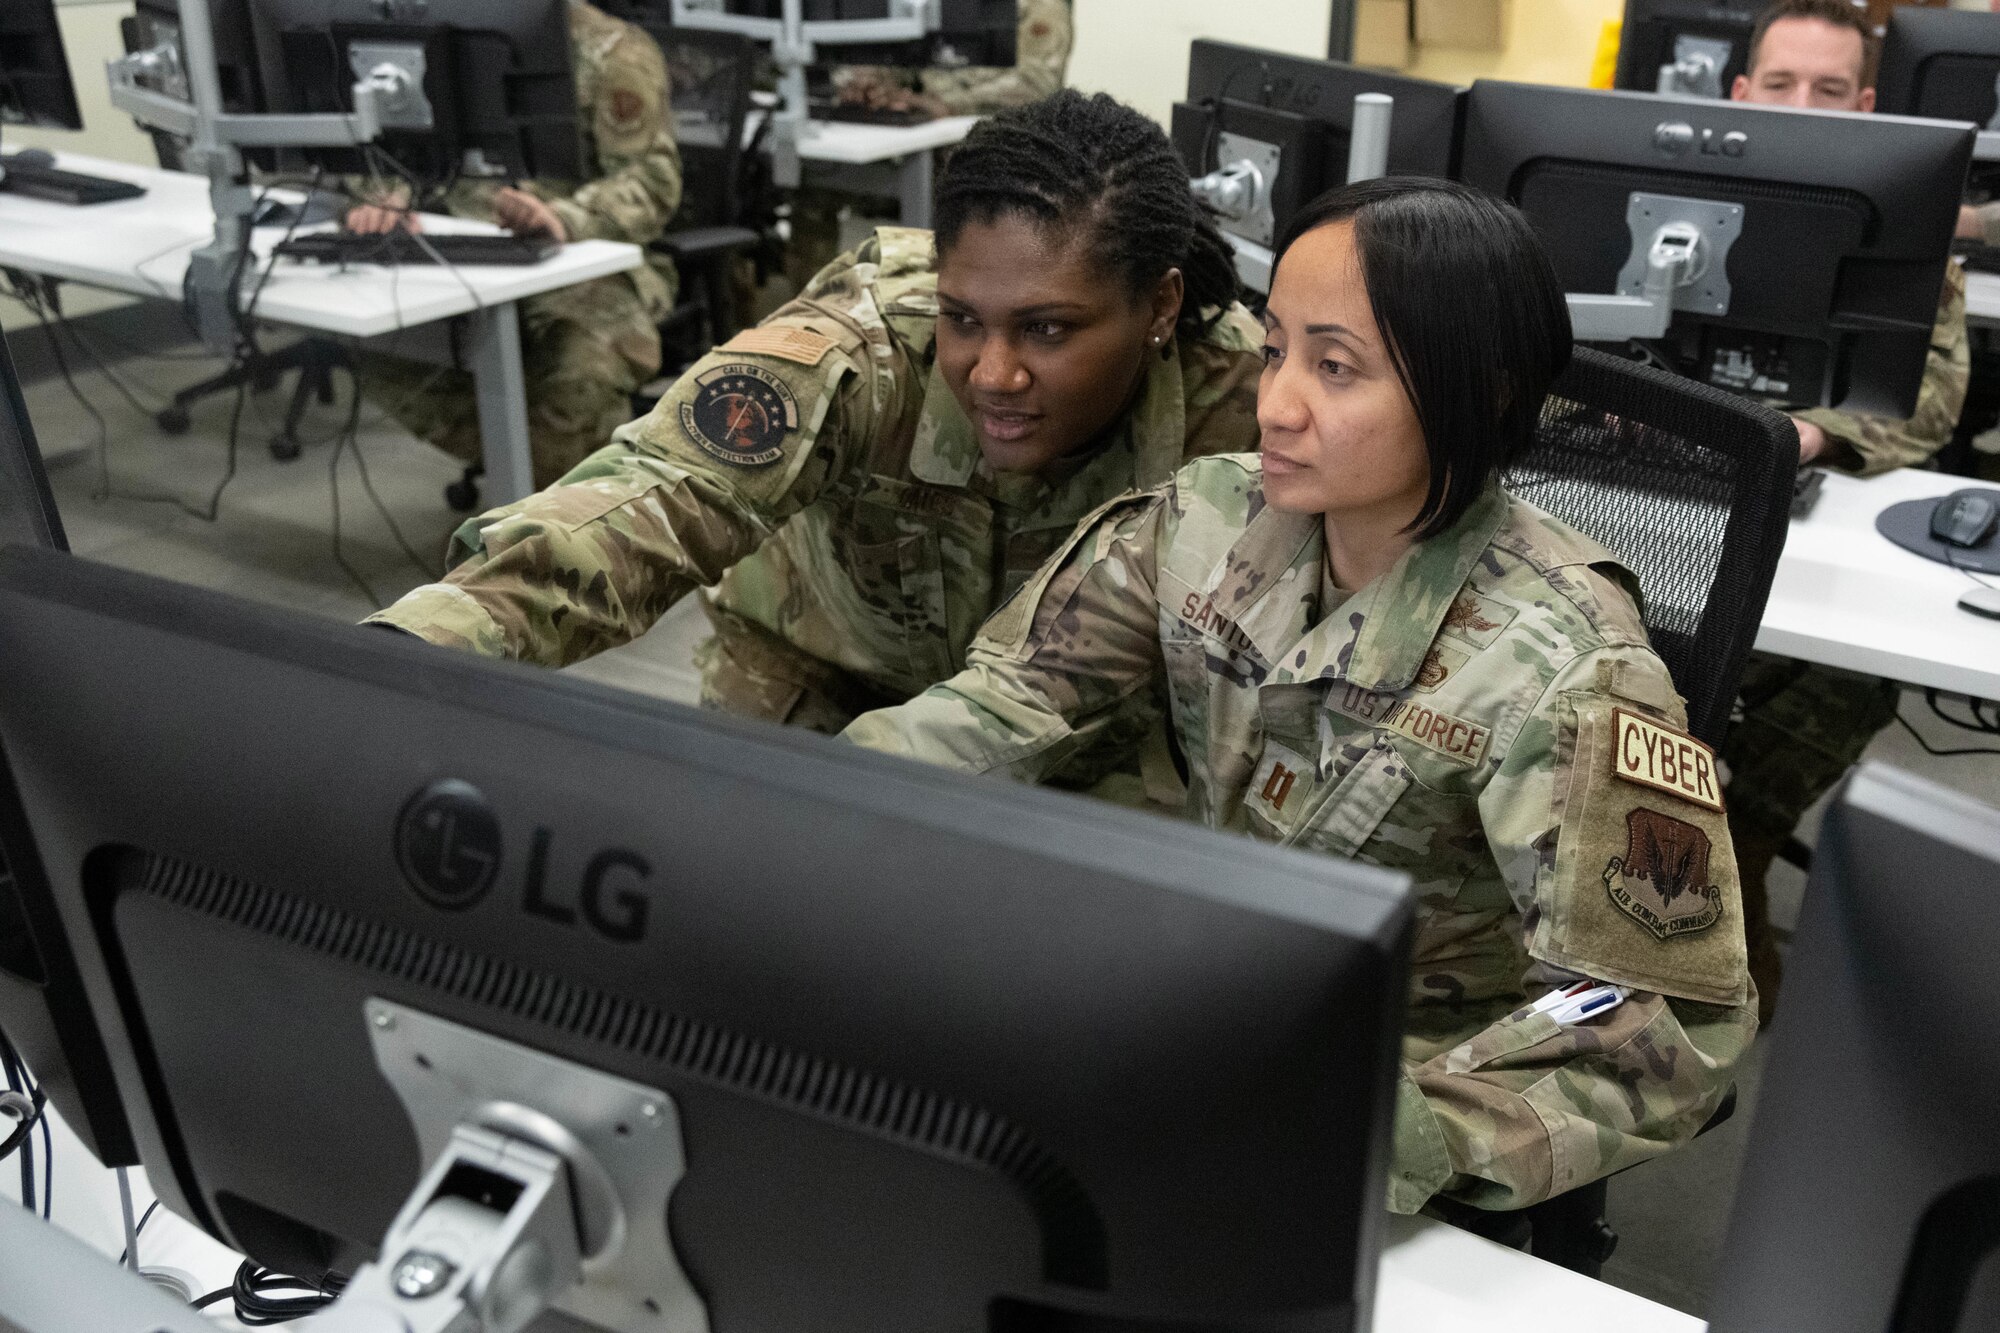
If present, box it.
[367,92,1261,795]
[1723,0,1970,1022]
[834,0,1073,119]
[785,1,1073,292]
[344,0,683,494]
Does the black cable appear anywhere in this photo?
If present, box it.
[196,1261,345,1325]
[0,1035,35,1215]
[1895,709,2000,757]
[36,1088,49,1220]
[328,370,385,608]
[1925,687,2000,736]
[117,1198,162,1266]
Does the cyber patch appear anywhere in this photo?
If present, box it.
[1610,708,1724,813]
[680,363,799,468]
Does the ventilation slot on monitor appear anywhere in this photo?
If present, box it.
[129,849,1110,1289]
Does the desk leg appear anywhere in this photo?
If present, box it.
[898,148,937,230]
[468,301,534,504]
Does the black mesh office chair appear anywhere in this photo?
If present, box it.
[1431,347,1798,1277]
[649,25,769,363]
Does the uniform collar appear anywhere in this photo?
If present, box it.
[1225,483,1513,691]
[908,343,1189,493]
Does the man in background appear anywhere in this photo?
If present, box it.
[1723,0,1969,1022]
[348,0,684,495]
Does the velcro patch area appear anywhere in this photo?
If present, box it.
[720,326,838,366]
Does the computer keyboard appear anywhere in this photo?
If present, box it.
[1953,238,2000,274]
[1791,466,1826,518]
[0,157,146,206]
[813,101,936,127]
[272,231,562,267]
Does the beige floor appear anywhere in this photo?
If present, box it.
[17,333,2000,1319]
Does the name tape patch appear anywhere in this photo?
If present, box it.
[1329,684,1491,767]
[1611,708,1724,813]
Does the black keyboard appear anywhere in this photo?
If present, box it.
[0,158,146,206]
[273,231,562,267]
[1954,239,2000,274]
[812,101,936,127]
[1791,466,1826,518]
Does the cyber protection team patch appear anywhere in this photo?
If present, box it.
[681,364,799,468]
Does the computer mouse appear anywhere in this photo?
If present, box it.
[1960,586,2000,621]
[1930,491,2000,549]
[9,148,54,169]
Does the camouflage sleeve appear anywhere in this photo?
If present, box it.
[842,490,1168,777]
[549,23,684,247]
[364,321,877,665]
[1389,649,1757,1214]
[919,0,1071,114]
[1790,264,1969,477]
[1983,201,2000,249]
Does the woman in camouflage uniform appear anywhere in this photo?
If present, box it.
[846,179,1758,1215]
[373,92,1263,789]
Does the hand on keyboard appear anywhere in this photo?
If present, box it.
[492,188,567,244]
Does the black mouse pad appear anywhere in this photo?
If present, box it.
[1875,487,2000,576]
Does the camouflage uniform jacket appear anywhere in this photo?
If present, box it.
[921,0,1073,115]
[1788,262,1967,476]
[368,227,1266,722]
[844,456,1758,1213]
[356,1,684,317]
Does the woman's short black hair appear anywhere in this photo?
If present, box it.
[1272,177,1572,540]
[933,90,1242,339]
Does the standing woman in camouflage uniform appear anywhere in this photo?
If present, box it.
[347,0,685,492]
[372,92,1263,781]
[845,179,1757,1214]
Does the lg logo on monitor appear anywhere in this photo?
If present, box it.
[394,779,652,943]
[1653,121,1749,159]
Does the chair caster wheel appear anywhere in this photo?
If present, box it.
[157,406,191,435]
[269,437,303,462]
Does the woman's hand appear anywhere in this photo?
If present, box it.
[345,203,419,235]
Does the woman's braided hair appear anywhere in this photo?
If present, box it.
[933,89,1243,339]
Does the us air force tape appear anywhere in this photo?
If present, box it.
[681,364,800,468]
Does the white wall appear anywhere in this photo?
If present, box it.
[1066,0,1338,127]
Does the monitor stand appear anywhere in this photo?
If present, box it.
[310,1001,710,1333]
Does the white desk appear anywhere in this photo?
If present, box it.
[1758,467,2000,699]
[4,1103,1702,1333]
[0,153,646,504]
[1966,269,2000,325]
[751,108,978,227]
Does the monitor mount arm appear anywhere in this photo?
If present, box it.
[299,1001,711,1333]
[1656,35,1732,101]
[1192,92,1394,295]
[669,0,944,188]
[104,0,408,355]
[1566,191,1742,345]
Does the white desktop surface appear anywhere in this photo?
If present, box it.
[1966,268,2000,324]
[1758,467,2000,698]
[790,113,979,164]
[5,1103,1705,1332]
[0,153,643,340]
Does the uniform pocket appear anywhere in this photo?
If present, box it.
[1283,739,1412,857]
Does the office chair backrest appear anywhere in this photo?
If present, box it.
[1504,346,1799,747]
[647,24,758,230]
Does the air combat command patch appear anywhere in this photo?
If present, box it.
[681,364,799,468]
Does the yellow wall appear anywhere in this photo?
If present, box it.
[1407,0,1622,89]
[1068,0,1338,127]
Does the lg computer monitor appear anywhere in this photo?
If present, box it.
[120,0,269,173]
[1459,81,1972,419]
[0,336,142,1170]
[247,0,584,183]
[1172,40,1462,248]
[0,0,81,134]
[1878,8,2000,129]
[1709,762,2000,1333]
[1614,0,1763,100]
[0,544,1414,1333]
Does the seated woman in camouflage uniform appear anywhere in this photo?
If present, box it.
[845,179,1757,1215]
[370,91,1263,791]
